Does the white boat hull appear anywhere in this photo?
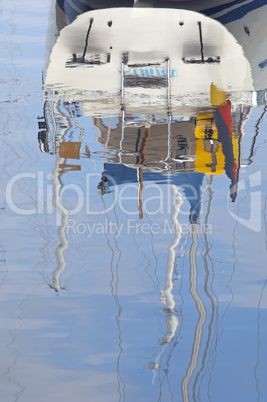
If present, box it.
[45,8,253,115]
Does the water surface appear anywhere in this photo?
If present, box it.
[1,1,267,401]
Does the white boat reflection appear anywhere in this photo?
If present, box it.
[38,86,248,400]
[45,8,254,108]
[52,0,267,93]
[40,17,251,295]
[38,2,267,399]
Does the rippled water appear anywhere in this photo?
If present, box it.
[1,1,267,401]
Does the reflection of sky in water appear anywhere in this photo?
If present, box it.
[1,1,267,401]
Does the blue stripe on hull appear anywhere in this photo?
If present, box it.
[57,0,93,23]
[202,0,266,24]
[57,0,267,27]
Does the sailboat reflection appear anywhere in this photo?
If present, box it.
[39,2,266,399]
[38,84,244,397]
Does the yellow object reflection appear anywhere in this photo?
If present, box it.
[195,113,225,175]
[195,85,239,183]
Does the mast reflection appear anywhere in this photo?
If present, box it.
[38,1,267,399]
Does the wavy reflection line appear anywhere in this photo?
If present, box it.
[103,117,113,163]
[161,58,173,170]
[215,103,262,391]
[51,157,69,291]
[131,205,158,290]
[47,100,56,155]
[194,176,219,401]
[2,283,43,402]
[201,232,219,400]
[246,104,266,165]
[255,276,267,402]
[135,233,156,290]
[118,62,125,165]
[101,194,126,402]
[197,178,219,401]
[159,185,183,352]
[160,185,183,323]
[181,227,207,402]
[33,223,56,288]
[205,253,219,402]
[217,100,259,340]
[0,249,7,291]
[6,100,69,291]
[50,100,70,291]
[3,329,26,402]
[144,211,160,290]
[157,235,190,402]
[113,197,126,402]
[193,179,216,399]
[166,58,172,161]
[138,126,151,219]
[53,102,92,288]
[3,298,28,402]
[218,203,239,342]
[155,185,183,400]
[255,196,267,401]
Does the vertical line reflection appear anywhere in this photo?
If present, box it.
[51,156,69,291]
[50,100,70,291]
[160,185,183,340]
[181,227,207,402]
[157,235,190,401]
[101,188,126,402]
[255,197,267,401]
[153,185,185,399]
[195,176,219,401]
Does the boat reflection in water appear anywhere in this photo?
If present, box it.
[52,0,267,92]
[39,3,266,400]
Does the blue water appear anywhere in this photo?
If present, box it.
[1,1,267,401]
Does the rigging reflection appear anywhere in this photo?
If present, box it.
[38,2,267,399]
[37,93,247,397]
